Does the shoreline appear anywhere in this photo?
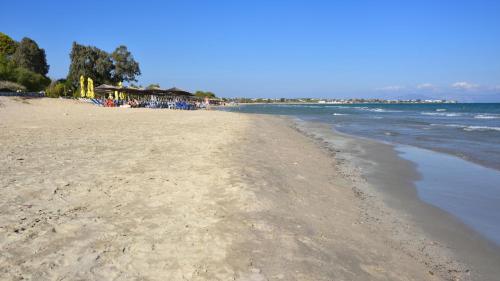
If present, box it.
[1,97,499,280]
[288,117,500,280]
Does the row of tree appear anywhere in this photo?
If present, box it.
[0,32,142,96]
[1,31,218,99]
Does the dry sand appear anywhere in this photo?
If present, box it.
[0,97,493,280]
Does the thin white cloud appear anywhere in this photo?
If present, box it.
[416,83,436,90]
[376,85,405,91]
[451,81,479,90]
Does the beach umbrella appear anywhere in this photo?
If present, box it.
[115,81,122,100]
[87,77,94,98]
[80,76,86,98]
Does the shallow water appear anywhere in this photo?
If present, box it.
[397,145,500,246]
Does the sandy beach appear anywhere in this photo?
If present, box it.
[0,96,498,281]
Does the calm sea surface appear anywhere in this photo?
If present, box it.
[221,103,500,245]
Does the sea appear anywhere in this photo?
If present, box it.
[221,103,500,245]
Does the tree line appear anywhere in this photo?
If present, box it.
[1,31,216,98]
[0,32,141,97]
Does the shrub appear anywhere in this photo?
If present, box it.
[0,54,50,92]
[45,81,66,98]
[0,80,26,92]
[14,67,50,91]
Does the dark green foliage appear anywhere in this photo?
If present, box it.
[129,83,142,88]
[67,42,114,87]
[0,32,17,57]
[0,54,50,91]
[194,91,216,98]
[14,67,50,91]
[12,37,49,75]
[111,45,141,83]
[0,54,16,81]
[67,42,141,87]
[146,83,160,89]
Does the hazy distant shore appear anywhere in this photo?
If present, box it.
[1,97,498,280]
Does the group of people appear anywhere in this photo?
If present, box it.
[85,96,210,110]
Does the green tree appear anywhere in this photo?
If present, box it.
[111,45,141,83]
[194,91,216,98]
[146,83,160,89]
[0,54,16,81]
[129,83,142,88]
[12,37,49,75]
[0,32,17,57]
[67,42,141,87]
[67,42,114,87]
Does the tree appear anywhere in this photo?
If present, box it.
[0,32,17,57]
[67,42,141,87]
[67,42,114,87]
[129,83,142,88]
[111,45,140,83]
[12,37,49,75]
[0,54,16,81]
[194,90,216,98]
[146,83,160,89]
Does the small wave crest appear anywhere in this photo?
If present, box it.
[351,106,403,113]
[430,124,500,132]
[464,126,500,132]
[422,112,461,117]
[474,114,500,119]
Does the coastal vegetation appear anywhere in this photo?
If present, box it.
[194,90,216,99]
[0,80,26,92]
[0,32,143,97]
[0,32,50,91]
[45,79,70,98]
[146,83,160,89]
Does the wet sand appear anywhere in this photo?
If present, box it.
[293,119,500,281]
[0,97,498,280]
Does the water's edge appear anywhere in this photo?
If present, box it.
[285,115,500,280]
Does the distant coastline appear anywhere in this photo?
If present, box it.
[226,98,458,104]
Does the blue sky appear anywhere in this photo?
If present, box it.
[2,0,500,100]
